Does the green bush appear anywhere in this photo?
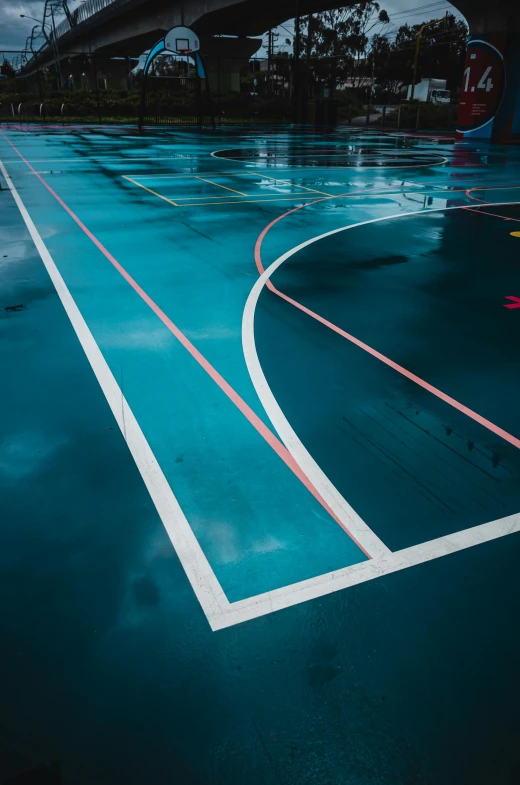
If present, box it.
[1,85,377,126]
[0,88,142,121]
[389,102,459,130]
[335,90,365,122]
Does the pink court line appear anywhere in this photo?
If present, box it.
[0,130,371,559]
[465,186,520,223]
[255,200,520,453]
[465,206,520,223]
[253,181,520,277]
[466,187,506,204]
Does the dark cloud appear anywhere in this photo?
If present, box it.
[1,1,47,53]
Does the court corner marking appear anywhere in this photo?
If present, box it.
[4,135,520,632]
[216,511,520,629]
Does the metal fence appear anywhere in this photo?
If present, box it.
[139,75,215,127]
[360,103,459,131]
[1,49,460,131]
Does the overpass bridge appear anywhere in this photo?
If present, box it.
[13,0,520,141]
[17,0,344,79]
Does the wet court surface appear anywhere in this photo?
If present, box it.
[1,125,520,784]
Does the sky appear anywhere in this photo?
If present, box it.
[1,0,466,58]
[262,0,467,57]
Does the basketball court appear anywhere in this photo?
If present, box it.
[2,123,520,783]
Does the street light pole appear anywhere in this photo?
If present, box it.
[267,29,272,95]
[20,14,44,23]
[20,15,51,44]
[306,14,313,98]
[293,0,301,121]
[48,6,63,90]
[410,18,438,100]
[28,26,46,100]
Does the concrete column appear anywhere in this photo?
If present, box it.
[199,35,261,94]
[456,3,520,142]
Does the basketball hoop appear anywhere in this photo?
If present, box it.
[164,27,200,56]
[139,23,215,129]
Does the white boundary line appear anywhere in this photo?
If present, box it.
[4,147,520,631]
[243,268,391,558]
[0,155,231,632]
[242,201,520,553]
[212,512,520,629]
[232,201,520,627]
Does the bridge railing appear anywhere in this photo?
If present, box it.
[16,0,120,73]
[55,0,118,39]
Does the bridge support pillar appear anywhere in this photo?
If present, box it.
[199,35,261,94]
[457,6,520,142]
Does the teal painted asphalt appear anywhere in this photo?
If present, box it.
[1,125,520,783]
[259,207,520,549]
[0,128,372,602]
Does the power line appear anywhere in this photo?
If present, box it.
[389,2,455,18]
[392,8,466,22]
[371,14,466,44]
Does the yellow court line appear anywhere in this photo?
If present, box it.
[173,193,244,201]
[122,176,520,211]
[173,195,325,207]
[131,168,440,180]
[131,169,347,180]
[122,175,179,206]
[246,171,333,196]
[165,186,520,208]
[470,185,520,193]
[126,189,453,210]
[193,176,247,196]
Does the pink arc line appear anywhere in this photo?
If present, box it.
[253,180,520,277]
[465,186,520,223]
[255,197,334,278]
[255,203,520,452]
[465,187,489,203]
[464,181,520,216]
[0,130,371,559]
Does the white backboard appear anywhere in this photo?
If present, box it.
[164,26,200,55]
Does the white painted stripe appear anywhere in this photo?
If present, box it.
[212,512,520,629]
[4,148,520,632]
[242,201,520,562]
[0,155,230,631]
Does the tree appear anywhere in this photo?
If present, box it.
[371,34,415,99]
[297,2,390,95]
[374,14,468,98]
